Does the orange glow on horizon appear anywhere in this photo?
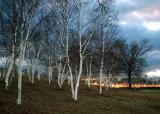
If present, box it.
[82,78,160,88]
[90,82,160,88]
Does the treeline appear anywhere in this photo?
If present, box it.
[0,0,152,105]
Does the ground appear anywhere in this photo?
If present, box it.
[0,77,160,114]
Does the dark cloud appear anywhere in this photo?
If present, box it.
[116,0,160,76]
[116,0,160,14]
[119,23,160,49]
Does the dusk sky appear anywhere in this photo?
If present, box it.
[115,0,160,77]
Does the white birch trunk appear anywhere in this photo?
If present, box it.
[67,76,71,85]
[26,45,31,81]
[73,58,83,101]
[50,67,53,82]
[86,60,89,84]
[99,66,103,94]
[17,39,27,105]
[17,20,31,105]
[17,68,22,105]
[48,67,51,84]
[5,53,14,90]
[31,43,42,84]
[88,57,92,88]
[99,36,105,94]
[37,69,41,81]
[67,60,75,99]
[57,60,67,88]
[17,44,23,105]
[73,2,83,100]
[27,65,31,81]
[5,22,18,89]
[58,56,62,87]
[48,66,52,84]
[31,65,35,84]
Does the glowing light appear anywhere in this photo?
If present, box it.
[146,70,160,77]
[143,22,160,31]
[90,82,160,88]
[82,78,160,88]
[119,21,127,25]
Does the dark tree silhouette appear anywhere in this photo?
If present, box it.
[115,39,152,88]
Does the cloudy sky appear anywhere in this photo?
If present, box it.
[115,0,160,77]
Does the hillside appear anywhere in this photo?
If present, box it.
[0,78,160,114]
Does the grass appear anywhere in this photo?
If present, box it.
[0,77,160,114]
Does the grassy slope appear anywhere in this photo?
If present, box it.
[0,77,160,114]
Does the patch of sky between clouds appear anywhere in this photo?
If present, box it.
[147,50,160,59]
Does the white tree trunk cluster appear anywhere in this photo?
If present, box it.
[57,56,68,88]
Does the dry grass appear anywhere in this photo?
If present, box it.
[0,77,160,114]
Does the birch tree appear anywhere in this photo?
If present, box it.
[95,0,118,94]
[0,0,43,105]
[17,0,42,105]
[85,56,92,88]
[30,32,44,84]
[67,0,97,100]
[49,0,74,88]
[0,0,20,89]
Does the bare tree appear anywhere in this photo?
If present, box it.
[94,0,118,94]
[17,0,42,105]
[30,30,44,84]
[115,39,152,88]
[0,0,44,105]
[85,56,92,88]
